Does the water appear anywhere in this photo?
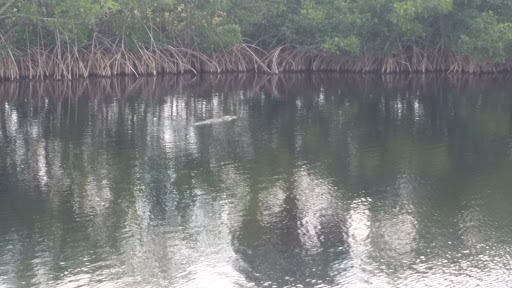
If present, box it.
[1,74,512,287]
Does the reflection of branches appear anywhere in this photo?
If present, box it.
[2,74,512,124]
[2,73,512,287]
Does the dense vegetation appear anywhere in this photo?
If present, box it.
[2,0,512,79]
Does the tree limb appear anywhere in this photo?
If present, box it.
[0,0,14,16]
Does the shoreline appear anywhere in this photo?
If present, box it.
[2,45,511,82]
[1,73,511,103]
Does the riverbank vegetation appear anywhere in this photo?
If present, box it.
[2,0,512,79]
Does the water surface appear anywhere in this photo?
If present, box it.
[1,74,512,287]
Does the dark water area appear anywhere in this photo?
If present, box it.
[1,74,512,287]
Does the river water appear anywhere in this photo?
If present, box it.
[0,74,512,287]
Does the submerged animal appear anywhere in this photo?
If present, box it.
[192,115,237,126]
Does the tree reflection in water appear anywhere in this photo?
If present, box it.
[1,74,512,287]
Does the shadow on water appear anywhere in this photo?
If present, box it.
[1,73,512,287]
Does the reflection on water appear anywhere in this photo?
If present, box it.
[1,74,512,287]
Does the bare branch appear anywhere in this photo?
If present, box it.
[0,0,14,16]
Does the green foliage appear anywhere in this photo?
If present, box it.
[1,0,512,63]
[322,36,361,56]
[198,24,242,53]
[283,0,363,55]
[456,11,512,62]
[388,0,453,40]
